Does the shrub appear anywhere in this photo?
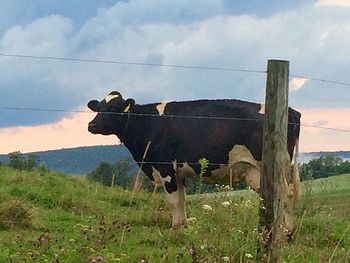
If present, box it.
[0,199,34,230]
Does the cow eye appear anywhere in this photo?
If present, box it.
[109,105,120,112]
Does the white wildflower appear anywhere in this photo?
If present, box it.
[221,201,231,207]
[187,217,197,224]
[202,204,213,211]
[200,244,207,249]
[222,256,230,262]
[245,253,253,259]
[244,199,252,208]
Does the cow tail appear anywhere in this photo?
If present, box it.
[293,138,301,209]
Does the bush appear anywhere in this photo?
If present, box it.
[87,157,135,188]
[7,151,39,171]
[0,199,34,230]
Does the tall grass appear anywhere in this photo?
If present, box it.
[0,166,349,262]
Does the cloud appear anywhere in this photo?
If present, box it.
[298,108,350,152]
[290,77,308,92]
[1,15,74,55]
[1,0,350,130]
[316,0,350,7]
[0,108,118,154]
[0,0,118,35]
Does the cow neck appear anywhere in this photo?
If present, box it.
[121,112,131,141]
[121,120,150,164]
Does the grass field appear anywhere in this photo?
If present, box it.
[0,166,349,262]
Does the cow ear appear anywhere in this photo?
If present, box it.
[123,98,135,113]
[88,100,99,112]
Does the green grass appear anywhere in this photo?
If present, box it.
[0,166,349,262]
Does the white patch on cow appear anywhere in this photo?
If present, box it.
[259,103,265,114]
[163,175,172,183]
[178,162,196,178]
[105,94,120,103]
[123,104,131,113]
[206,145,261,191]
[156,101,169,116]
[152,167,171,185]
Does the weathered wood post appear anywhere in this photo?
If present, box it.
[258,59,289,262]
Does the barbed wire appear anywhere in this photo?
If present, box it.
[1,106,350,134]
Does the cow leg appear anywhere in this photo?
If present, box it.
[244,166,261,192]
[292,139,301,209]
[152,165,187,230]
[168,175,187,230]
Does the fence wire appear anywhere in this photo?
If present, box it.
[1,53,350,87]
[1,106,350,134]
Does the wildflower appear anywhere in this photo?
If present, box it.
[221,201,231,207]
[200,244,207,249]
[189,243,196,256]
[222,256,230,262]
[37,229,50,243]
[187,217,197,224]
[220,184,230,190]
[176,253,183,261]
[244,199,252,208]
[90,256,104,262]
[279,225,290,234]
[202,204,213,211]
[245,253,253,259]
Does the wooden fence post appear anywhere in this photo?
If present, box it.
[258,59,289,262]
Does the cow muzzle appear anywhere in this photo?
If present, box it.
[88,122,99,134]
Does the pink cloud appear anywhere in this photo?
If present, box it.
[0,108,118,154]
[298,108,350,152]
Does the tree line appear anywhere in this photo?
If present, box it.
[2,152,349,191]
[299,155,350,180]
[1,151,40,171]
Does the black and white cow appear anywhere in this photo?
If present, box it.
[88,91,301,229]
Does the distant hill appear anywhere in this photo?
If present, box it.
[1,145,349,176]
[0,145,133,176]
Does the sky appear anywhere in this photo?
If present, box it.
[0,0,350,154]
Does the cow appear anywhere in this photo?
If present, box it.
[88,91,301,230]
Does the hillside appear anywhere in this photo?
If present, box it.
[1,145,349,175]
[0,166,349,262]
[0,145,133,175]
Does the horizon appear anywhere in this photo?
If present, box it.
[1,106,350,155]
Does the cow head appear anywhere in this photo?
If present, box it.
[87,91,135,136]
